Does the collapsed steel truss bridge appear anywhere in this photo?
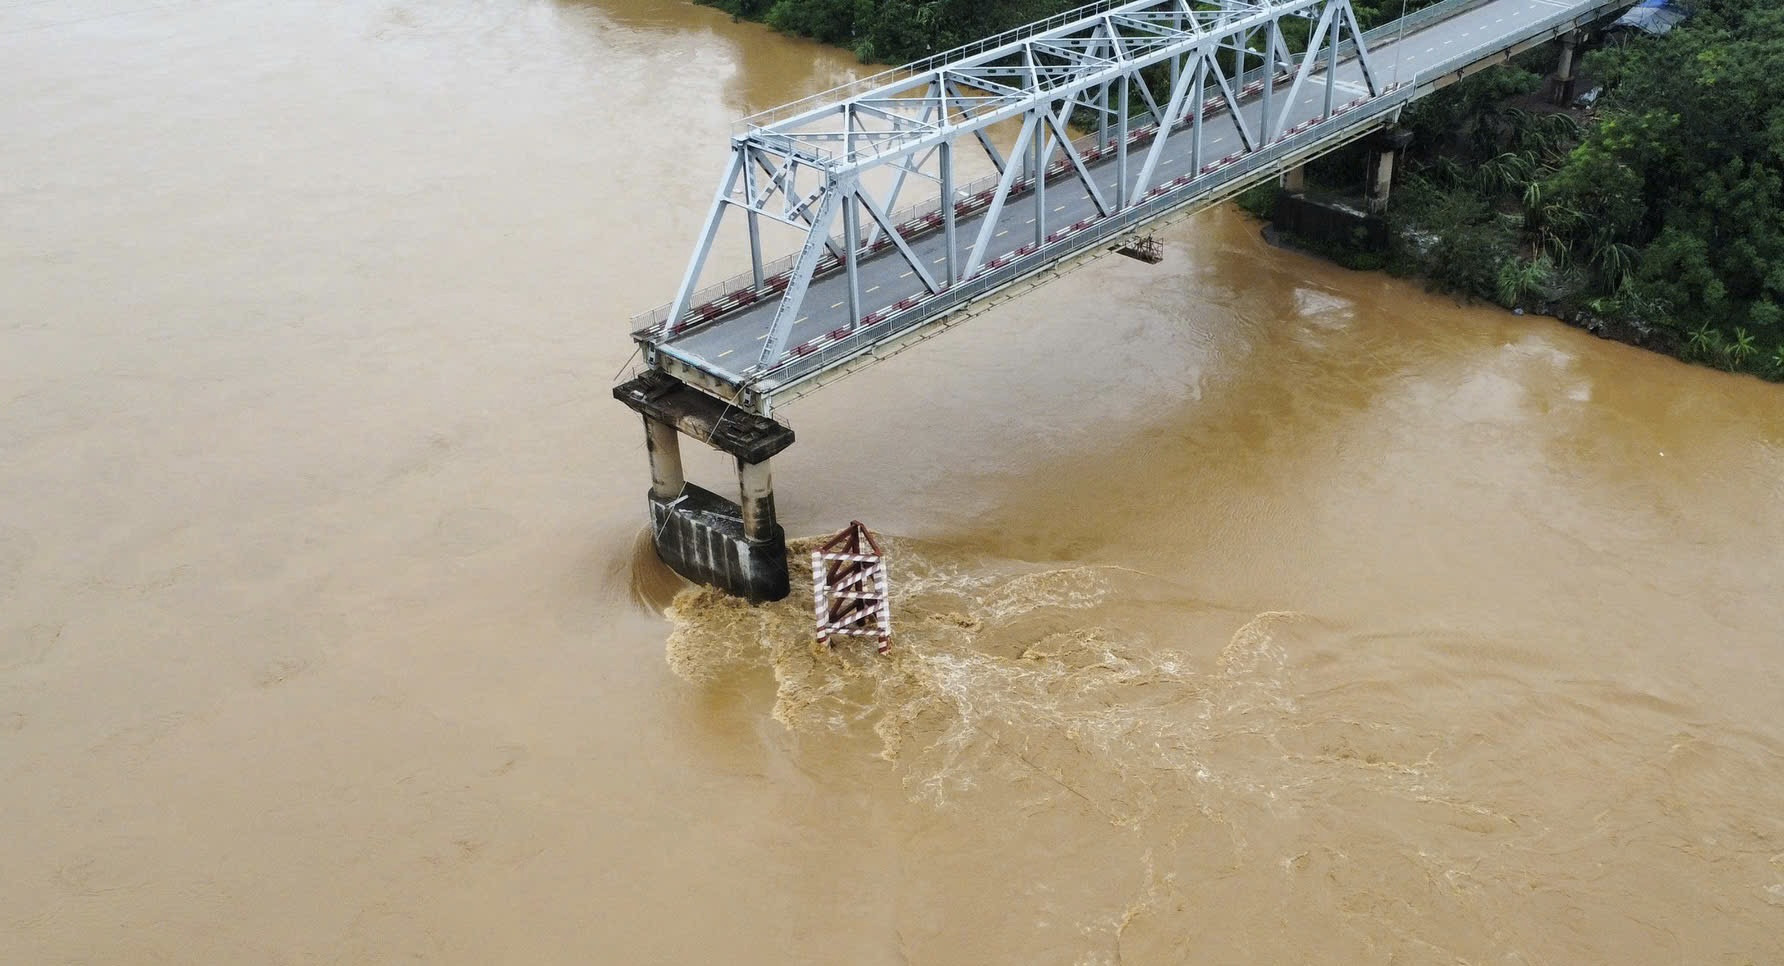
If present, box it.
[630,0,1629,414]
[615,0,1634,603]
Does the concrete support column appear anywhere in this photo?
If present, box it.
[618,372,794,603]
[1365,128,1412,215]
[1367,149,1395,214]
[737,457,777,544]
[644,417,684,501]
[1553,31,1580,104]
[1281,164,1306,193]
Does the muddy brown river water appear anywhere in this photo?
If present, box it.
[4,1,1783,962]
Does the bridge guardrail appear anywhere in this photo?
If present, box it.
[1408,0,1626,87]
[1355,0,1497,56]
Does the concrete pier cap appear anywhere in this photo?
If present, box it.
[614,370,795,602]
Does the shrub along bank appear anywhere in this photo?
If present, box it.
[1249,0,1784,381]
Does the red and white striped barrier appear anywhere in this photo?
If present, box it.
[812,522,891,655]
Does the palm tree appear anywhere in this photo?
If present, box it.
[1527,195,1582,236]
[1591,240,1638,290]
[1535,226,1570,268]
[1496,256,1554,309]
[1478,151,1535,195]
[1686,323,1720,363]
[1432,157,1469,188]
[1730,327,1758,370]
[1522,179,1545,221]
[1510,111,1580,167]
[1533,112,1581,154]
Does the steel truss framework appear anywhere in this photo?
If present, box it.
[812,522,892,654]
[655,0,1383,376]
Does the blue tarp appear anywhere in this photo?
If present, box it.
[1612,0,1686,35]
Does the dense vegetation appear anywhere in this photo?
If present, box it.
[1251,0,1784,379]
[700,0,1446,66]
[1545,0,1784,376]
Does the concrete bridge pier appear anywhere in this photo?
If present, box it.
[1552,30,1582,104]
[615,371,794,603]
[1366,128,1413,214]
[644,416,684,500]
[738,457,777,543]
[1280,163,1307,193]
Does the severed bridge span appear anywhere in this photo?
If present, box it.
[615,0,1635,602]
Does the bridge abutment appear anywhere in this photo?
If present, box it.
[616,372,794,603]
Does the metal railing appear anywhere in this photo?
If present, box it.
[1398,0,1625,87]
[1359,0,1496,50]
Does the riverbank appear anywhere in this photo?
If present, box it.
[1247,191,1686,363]
[1285,2,1784,382]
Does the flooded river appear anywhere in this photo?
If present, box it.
[4,1,1782,962]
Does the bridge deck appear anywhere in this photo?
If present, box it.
[644,0,1617,404]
